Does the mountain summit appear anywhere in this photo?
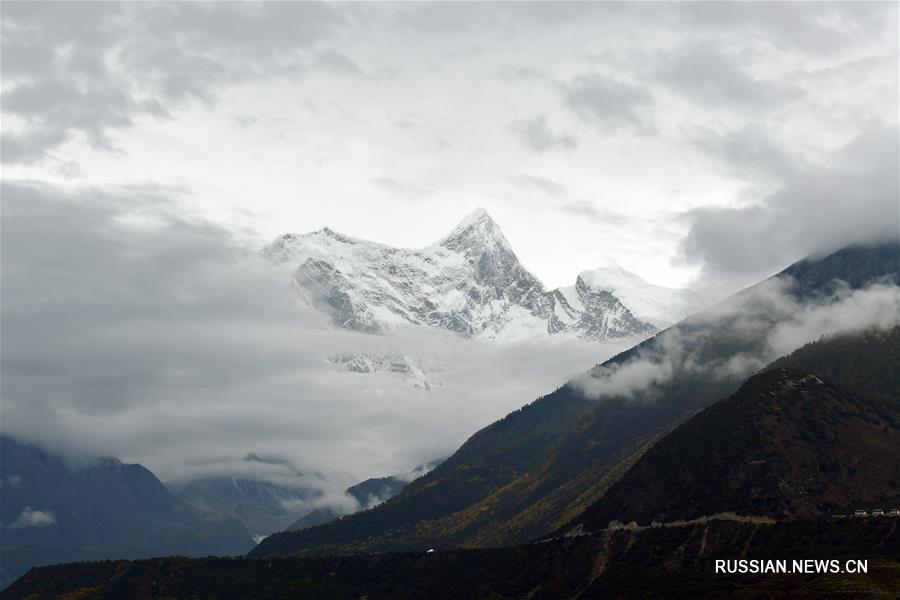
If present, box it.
[437,207,512,255]
[261,210,688,342]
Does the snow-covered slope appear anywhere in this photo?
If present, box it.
[574,266,704,329]
[262,209,693,343]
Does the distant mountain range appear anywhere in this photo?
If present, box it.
[262,208,701,343]
[0,437,254,588]
[251,241,900,559]
[169,475,317,544]
[0,440,423,588]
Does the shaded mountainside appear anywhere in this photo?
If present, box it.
[768,327,900,410]
[0,438,254,589]
[170,476,317,541]
[781,241,900,297]
[174,460,438,540]
[5,519,898,599]
[287,475,408,532]
[251,243,900,559]
[560,367,900,533]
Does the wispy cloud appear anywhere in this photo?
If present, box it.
[510,115,578,153]
[508,174,568,197]
[9,507,56,529]
[574,277,900,400]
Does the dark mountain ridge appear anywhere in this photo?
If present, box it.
[560,365,900,533]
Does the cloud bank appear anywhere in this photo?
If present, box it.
[1,181,630,504]
[679,125,900,294]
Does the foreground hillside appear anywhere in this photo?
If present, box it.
[559,367,900,533]
[252,242,900,558]
[4,519,897,599]
[767,327,900,410]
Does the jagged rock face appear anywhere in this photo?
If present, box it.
[555,275,656,339]
[575,266,703,329]
[262,208,658,342]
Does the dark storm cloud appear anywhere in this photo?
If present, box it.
[679,124,900,286]
[0,1,346,165]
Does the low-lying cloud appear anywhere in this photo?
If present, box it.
[573,276,900,401]
[1,181,632,507]
[9,507,56,529]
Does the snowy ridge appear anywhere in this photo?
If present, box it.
[262,209,696,343]
[575,266,703,329]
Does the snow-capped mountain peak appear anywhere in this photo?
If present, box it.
[260,211,699,344]
[436,207,512,255]
[576,266,703,329]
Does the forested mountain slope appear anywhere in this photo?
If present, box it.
[560,363,900,532]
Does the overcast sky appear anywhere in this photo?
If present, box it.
[3,1,897,292]
[1,2,898,496]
